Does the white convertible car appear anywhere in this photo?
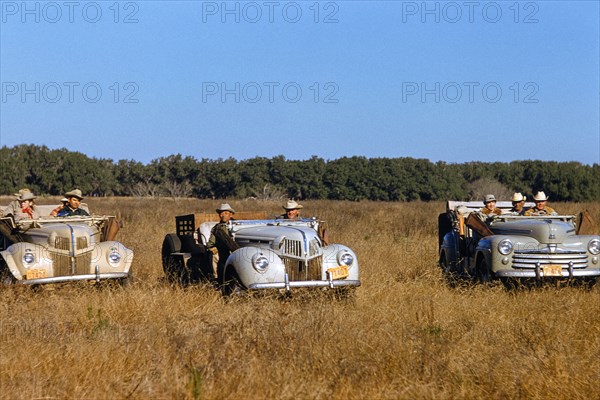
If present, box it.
[162,212,361,294]
[0,204,133,286]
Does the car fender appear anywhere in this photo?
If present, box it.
[477,235,542,272]
[440,231,460,265]
[1,242,51,281]
[322,244,359,281]
[92,241,134,274]
[225,247,286,288]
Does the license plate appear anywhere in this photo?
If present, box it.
[327,266,349,280]
[26,269,47,280]
[542,265,562,277]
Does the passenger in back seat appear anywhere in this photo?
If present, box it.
[50,198,69,217]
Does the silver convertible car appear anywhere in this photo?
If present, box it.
[0,204,133,286]
[162,212,361,294]
[438,201,600,284]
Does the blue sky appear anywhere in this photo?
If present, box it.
[1,0,599,165]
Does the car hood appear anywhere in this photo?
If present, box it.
[20,222,98,248]
[489,219,576,244]
[234,225,319,243]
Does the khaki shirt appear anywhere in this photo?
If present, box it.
[208,222,240,263]
[524,206,557,216]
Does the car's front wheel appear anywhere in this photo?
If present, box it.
[220,268,245,296]
[440,250,462,285]
[476,256,492,284]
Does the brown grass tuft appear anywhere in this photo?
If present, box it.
[1,198,599,399]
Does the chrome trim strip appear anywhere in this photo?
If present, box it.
[68,224,75,275]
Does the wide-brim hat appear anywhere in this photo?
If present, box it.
[13,188,31,197]
[283,200,303,210]
[511,192,526,202]
[216,203,235,214]
[60,197,69,202]
[483,194,496,204]
[65,189,84,200]
[533,191,548,202]
[18,192,37,201]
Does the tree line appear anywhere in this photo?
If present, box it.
[1,144,598,202]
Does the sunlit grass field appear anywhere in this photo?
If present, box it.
[1,198,599,399]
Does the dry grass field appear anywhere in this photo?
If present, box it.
[1,197,599,399]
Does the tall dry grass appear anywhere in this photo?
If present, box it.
[1,198,599,399]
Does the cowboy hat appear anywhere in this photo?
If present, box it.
[533,191,548,202]
[13,188,31,197]
[216,203,235,213]
[18,192,36,201]
[60,197,69,203]
[64,189,84,200]
[283,200,303,210]
[511,192,526,202]
[483,194,496,204]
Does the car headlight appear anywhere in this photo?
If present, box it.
[252,253,269,273]
[22,251,35,265]
[588,239,600,255]
[498,239,513,255]
[337,251,354,266]
[108,250,122,264]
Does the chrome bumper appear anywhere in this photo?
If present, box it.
[248,272,361,291]
[17,272,130,285]
[496,268,600,279]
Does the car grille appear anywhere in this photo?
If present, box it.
[512,251,588,269]
[282,239,303,257]
[284,256,323,281]
[51,252,93,275]
[50,234,93,275]
[54,236,88,250]
[282,238,321,258]
[54,237,70,250]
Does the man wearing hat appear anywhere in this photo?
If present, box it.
[1,188,31,217]
[50,198,69,217]
[508,192,527,215]
[57,189,90,217]
[279,200,303,220]
[14,191,40,221]
[524,191,557,216]
[479,194,502,218]
[207,204,240,278]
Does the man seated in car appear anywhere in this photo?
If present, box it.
[57,189,90,217]
[508,192,527,215]
[477,194,502,221]
[13,191,40,221]
[524,191,557,216]
[278,200,303,220]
